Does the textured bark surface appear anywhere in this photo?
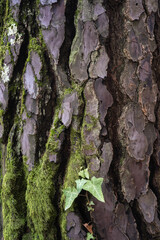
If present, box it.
[0,0,160,239]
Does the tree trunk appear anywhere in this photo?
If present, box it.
[0,0,160,239]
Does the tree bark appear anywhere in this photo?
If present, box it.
[0,0,160,239]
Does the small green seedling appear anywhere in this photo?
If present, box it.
[63,168,105,211]
[87,200,95,212]
[86,232,96,240]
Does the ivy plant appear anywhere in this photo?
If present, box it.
[87,232,96,240]
[63,168,105,211]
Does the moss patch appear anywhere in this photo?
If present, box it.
[2,135,26,240]
[25,101,66,240]
[25,159,57,240]
[60,117,85,239]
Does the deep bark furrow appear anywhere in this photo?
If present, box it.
[59,0,78,74]
[2,28,29,144]
[105,0,125,202]
[0,0,28,144]
[149,9,160,226]
[0,1,6,36]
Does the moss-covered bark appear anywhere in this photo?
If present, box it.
[0,0,160,240]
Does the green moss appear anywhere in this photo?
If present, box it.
[59,87,85,239]
[119,151,125,166]
[0,0,6,35]
[0,109,4,125]
[2,136,26,240]
[20,35,49,116]
[69,25,81,66]
[83,114,97,131]
[45,104,65,156]
[36,0,40,5]
[25,102,66,240]
[28,37,44,55]
[39,29,47,49]
[69,0,83,67]
[74,0,82,26]
[65,130,84,186]
[22,232,33,240]
[46,126,64,154]
[71,81,84,94]
[69,49,79,66]
[63,87,73,96]
[20,87,26,116]
[60,121,85,239]
[81,112,99,156]
[23,37,44,75]
[24,87,85,239]
[26,160,57,240]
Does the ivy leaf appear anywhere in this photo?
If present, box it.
[88,201,95,206]
[78,168,89,179]
[86,233,95,240]
[75,179,87,193]
[84,168,90,179]
[82,177,105,202]
[87,206,94,212]
[63,187,79,210]
[87,200,95,211]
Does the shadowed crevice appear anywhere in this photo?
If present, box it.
[104,0,125,204]
[131,200,150,240]
[149,11,160,220]
[2,28,29,144]
[35,50,57,162]
[59,0,78,77]
[19,0,39,37]
[0,0,6,35]
[54,127,71,240]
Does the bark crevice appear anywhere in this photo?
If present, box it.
[104,0,125,204]
[59,0,78,76]
[2,28,29,144]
